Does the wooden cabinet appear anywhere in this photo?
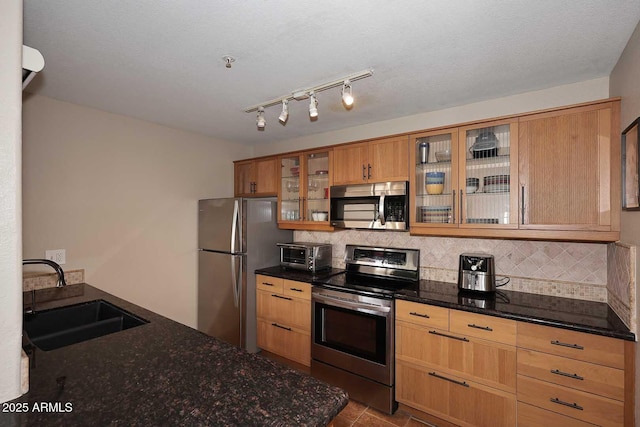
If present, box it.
[255,275,311,366]
[409,119,519,237]
[332,136,409,185]
[518,100,620,241]
[516,321,633,427]
[395,300,517,426]
[234,157,278,197]
[278,149,333,230]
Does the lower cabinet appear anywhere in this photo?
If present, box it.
[255,275,311,366]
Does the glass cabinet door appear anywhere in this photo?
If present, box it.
[459,120,518,227]
[412,130,459,226]
[304,151,330,222]
[280,154,302,221]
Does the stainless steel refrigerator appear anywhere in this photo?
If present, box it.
[197,197,292,352]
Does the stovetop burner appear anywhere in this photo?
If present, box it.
[316,272,419,298]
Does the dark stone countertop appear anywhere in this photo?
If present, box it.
[256,266,345,283]
[256,266,634,342]
[5,284,348,426]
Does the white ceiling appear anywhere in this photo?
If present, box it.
[23,1,640,146]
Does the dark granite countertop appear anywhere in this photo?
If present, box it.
[256,266,345,283]
[396,280,635,341]
[5,284,348,426]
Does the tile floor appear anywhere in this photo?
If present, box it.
[333,400,436,427]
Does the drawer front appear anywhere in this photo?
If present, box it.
[517,322,625,369]
[450,310,516,346]
[517,348,624,401]
[396,300,449,330]
[518,402,598,427]
[282,280,311,300]
[256,318,310,366]
[256,274,284,293]
[517,375,624,427]
[256,290,311,332]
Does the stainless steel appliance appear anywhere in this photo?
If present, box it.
[198,198,292,352]
[458,253,496,292]
[329,181,408,230]
[277,242,332,272]
[311,245,420,414]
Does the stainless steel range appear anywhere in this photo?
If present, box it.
[311,245,420,414]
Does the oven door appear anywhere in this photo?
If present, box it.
[311,287,393,385]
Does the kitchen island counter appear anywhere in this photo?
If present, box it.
[6,284,348,426]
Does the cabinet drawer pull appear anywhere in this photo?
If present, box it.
[271,294,293,301]
[550,397,583,411]
[551,369,584,381]
[261,282,275,286]
[272,323,292,331]
[428,371,469,388]
[409,311,430,319]
[289,288,304,292]
[551,340,584,350]
[467,323,493,331]
[429,330,469,342]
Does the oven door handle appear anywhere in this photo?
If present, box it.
[313,293,391,315]
[378,193,386,225]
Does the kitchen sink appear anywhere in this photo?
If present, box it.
[23,299,148,351]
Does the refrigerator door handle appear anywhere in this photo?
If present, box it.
[231,199,240,254]
[231,255,241,308]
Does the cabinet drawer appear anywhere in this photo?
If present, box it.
[450,310,516,346]
[518,402,597,427]
[256,290,311,332]
[396,361,516,427]
[517,322,625,369]
[256,318,310,366]
[517,375,624,427]
[517,348,624,401]
[396,300,449,329]
[283,280,311,300]
[256,274,284,293]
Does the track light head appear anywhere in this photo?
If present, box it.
[278,100,289,124]
[342,80,354,107]
[309,92,318,118]
[256,107,266,129]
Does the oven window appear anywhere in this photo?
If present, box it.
[282,248,305,265]
[315,303,386,364]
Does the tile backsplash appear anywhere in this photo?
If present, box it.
[607,242,636,330]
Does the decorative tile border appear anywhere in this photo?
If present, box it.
[23,269,84,292]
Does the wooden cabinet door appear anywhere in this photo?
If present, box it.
[368,136,409,182]
[518,101,620,238]
[256,290,310,332]
[256,319,310,366]
[332,142,368,185]
[254,157,278,195]
[234,160,254,196]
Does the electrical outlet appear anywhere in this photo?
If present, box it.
[45,249,66,265]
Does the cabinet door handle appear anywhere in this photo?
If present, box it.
[459,189,463,223]
[467,323,493,331]
[551,340,584,350]
[409,311,430,319]
[550,397,583,411]
[289,288,304,293]
[428,372,469,388]
[362,164,366,181]
[429,330,469,342]
[521,185,525,225]
[452,190,456,224]
[367,163,372,179]
[272,323,292,332]
[551,369,584,381]
[271,294,293,301]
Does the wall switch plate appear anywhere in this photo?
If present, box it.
[45,249,66,265]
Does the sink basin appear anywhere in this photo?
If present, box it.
[23,299,148,351]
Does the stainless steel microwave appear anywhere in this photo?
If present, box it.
[330,181,408,230]
[277,242,332,272]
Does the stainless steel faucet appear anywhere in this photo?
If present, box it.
[23,258,67,287]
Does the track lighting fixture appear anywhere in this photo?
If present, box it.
[342,80,354,107]
[278,100,289,124]
[243,69,373,131]
[309,93,318,118]
[256,107,266,129]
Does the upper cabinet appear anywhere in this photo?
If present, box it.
[278,149,333,230]
[410,119,519,235]
[234,157,278,197]
[332,136,409,185]
[518,100,620,241]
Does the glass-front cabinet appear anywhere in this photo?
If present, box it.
[278,149,332,229]
[410,118,518,234]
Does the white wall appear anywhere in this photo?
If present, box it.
[253,77,610,156]
[610,17,640,423]
[0,0,24,402]
[22,95,251,327]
